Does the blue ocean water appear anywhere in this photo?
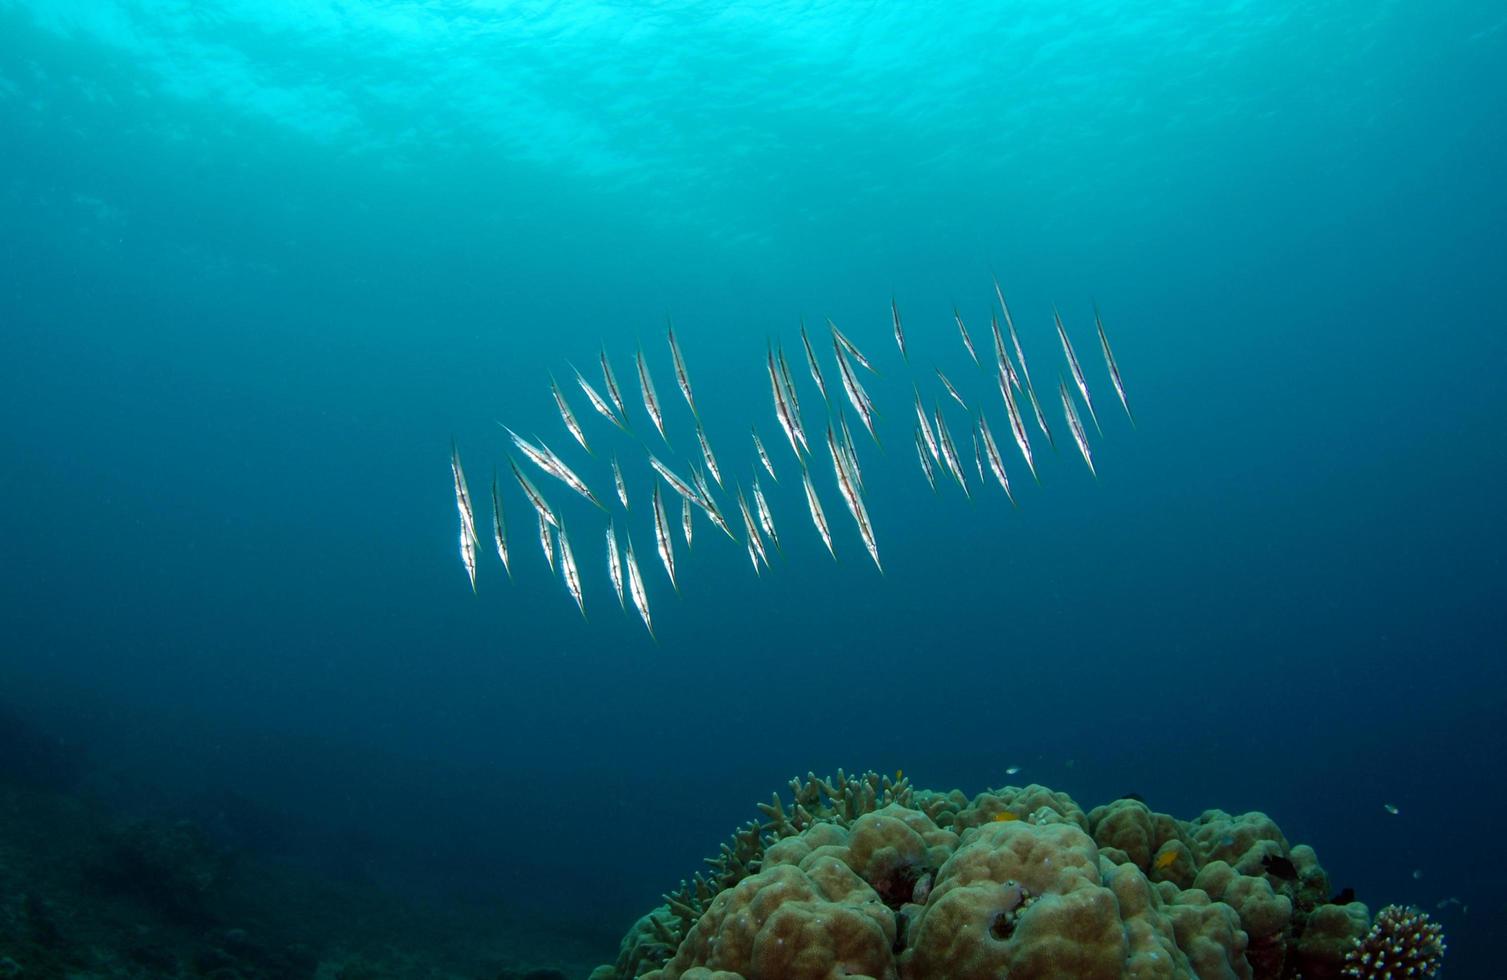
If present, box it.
[1,0,1503,974]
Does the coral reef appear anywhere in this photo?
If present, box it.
[1341,904,1445,979]
[598,773,1443,980]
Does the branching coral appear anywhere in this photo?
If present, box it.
[1340,904,1445,979]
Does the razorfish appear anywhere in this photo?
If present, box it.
[736,484,769,570]
[829,318,877,374]
[936,367,968,411]
[652,482,678,591]
[934,405,970,498]
[914,387,940,463]
[681,493,694,548]
[689,465,737,540]
[612,453,629,509]
[572,365,623,430]
[915,426,937,492]
[1055,307,1101,435]
[826,423,881,572]
[534,438,606,511]
[499,425,560,481]
[538,510,556,573]
[752,427,778,483]
[508,455,559,529]
[1060,374,1097,478]
[838,408,864,491]
[752,475,779,551]
[892,297,908,362]
[667,320,697,417]
[799,319,830,402]
[955,308,980,367]
[636,344,668,444]
[600,347,626,416]
[767,342,803,459]
[549,373,590,454]
[646,454,702,509]
[776,344,811,454]
[801,464,836,559]
[624,532,654,639]
[451,443,478,591]
[606,520,625,610]
[991,278,1024,390]
[991,313,1020,392]
[557,520,585,617]
[832,337,879,444]
[695,420,723,487]
[977,412,1014,504]
[1005,301,1055,448]
[997,364,1038,482]
[490,471,511,578]
[971,422,986,484]
[1094,303,1134,426]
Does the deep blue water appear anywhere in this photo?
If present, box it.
[2,0,1504,973]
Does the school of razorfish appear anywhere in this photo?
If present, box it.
[449,277,1134,639]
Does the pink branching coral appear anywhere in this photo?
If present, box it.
[1341,904,1445,979]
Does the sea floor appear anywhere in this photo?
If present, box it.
[0,778,605,979]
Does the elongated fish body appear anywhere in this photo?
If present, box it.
[451,442,478,548]
[636,344,668,444]
[508,455,559,529]
[915,426,937,492]
[695,420,723,488]
[768,343,803,459]
[826,424,881,572]
[934,405,970,498]
[777,344,801,419]
[832,338,878,443]
[838,409,864,491]
[752,428,778,483]
[612,454,629,509]
[490,472,511,578]
[1094,304,1134,426]
[892,298,908,362]
[451,444,478,590]
[647,454,702,510]
[535,439,606,511]
[667,321,697,417]
[1060,375,1097,477]
[688,464,736,540]
[652,483,677,590]
[955,308,980,367]
[549,374,590,454]
[752,475,779,550]
[800,464,836,559]
[937,367,968,411]
[799,320,830,402]
[1055,307,1101,435]
[828,318,876,375]
[600,348,626,416]
[1006,307,1055,448]
[458,526,477,592]
[573,366,623,430]
[997,365,1037,482]
[557,521,585,616]
[914,388,940,463]
[971,422,986,484]
[502,425,599,509]
[681,493,694,548]
[977,412,1014,503]
[538,510,556,573]
[776,345,811,455]
[991,314,1021,392]
[624,533,654,639]
[736,485,769,569]
[606,520,625,610]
